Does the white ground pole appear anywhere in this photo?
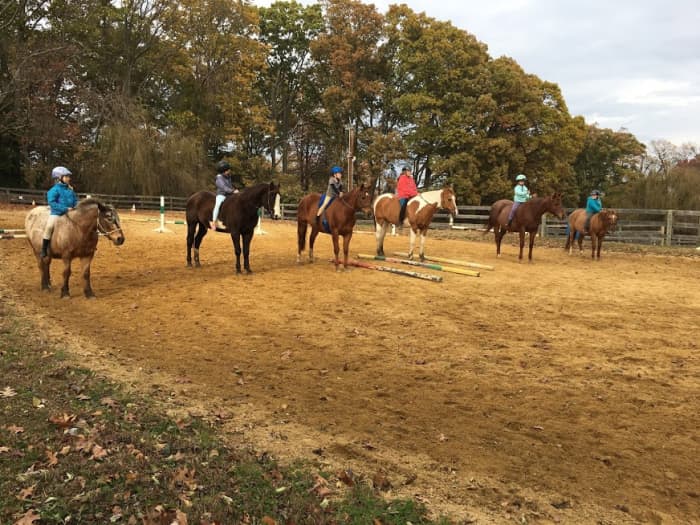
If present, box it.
[154,196,172,233]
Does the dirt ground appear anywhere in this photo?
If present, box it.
[1,204,698,524]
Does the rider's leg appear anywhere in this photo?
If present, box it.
[41,215,57,257]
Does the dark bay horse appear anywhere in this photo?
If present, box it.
[186,182,281,273]
[296,184,372,271]
[373,187,458,261]
[485,193,566,262]
[24,199,125,298]
[565,208,618,259]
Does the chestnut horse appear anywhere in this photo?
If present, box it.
[485,193,566,262]
[373,187,458,261]
[24,199,125,298]
[296,184,372,271]
[186,182,281,273]
[565,208,618,259]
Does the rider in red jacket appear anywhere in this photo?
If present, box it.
[396,165,418,223]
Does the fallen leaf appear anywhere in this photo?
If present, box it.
[0,446,10,454]
[17,485,36,500]
[100,397,118,408]
[438,433,448,442]
[77,394,91,401]
[46,449,59,467]
[1,386,17,398]
[14,508,40,524]
[5,425,24,434]
[90,444,108,461]
[59,445,71,456]
[262,517,276,525]
[31,397,45,408]
[49,413,77,428]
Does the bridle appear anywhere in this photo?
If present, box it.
[96,208,122,237]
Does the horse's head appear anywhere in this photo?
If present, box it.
[601,209,618,231]
[97,203,125,246]
[355,183,373,216]
[547,192,566,220]
[440,187,459,217]
[264,182,281,220]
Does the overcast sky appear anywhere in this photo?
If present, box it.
[253,0,700,147]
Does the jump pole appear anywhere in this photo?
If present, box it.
[0,228,26,240]
[392,252,494,271]
[358,254,480,277]
[331,259,443,283]
[154,196,172,233]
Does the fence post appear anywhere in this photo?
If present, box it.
[665,210,673,246]
[540,215,548,238]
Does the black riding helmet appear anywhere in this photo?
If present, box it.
[217,160,231,173]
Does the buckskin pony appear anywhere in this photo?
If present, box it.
[565,208,618,260]
[373,187,458,261]
[485,193,566,262]
[24,198,125,298]
[186,182,281,273]
[296,184,372,271]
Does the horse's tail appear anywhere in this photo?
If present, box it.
[297,196,308,253]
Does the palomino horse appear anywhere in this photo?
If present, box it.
[186,182,281,273]
[485,193,566,262]
[24,198,125,298]
[565,208,618,260]
[373,187,458,261]
[296,184,372,271]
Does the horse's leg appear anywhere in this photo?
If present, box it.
[577,230,584,253]
[242,231,254,274]
[342,232,352,270]
[567,231,573,255]
[518,229,526,261]
[375,222,387,256]
[186,221,196,267]
[193,222,208,268]
[597,236,603,259]
[528,230,536,262]
[309,228,319,263]
[38,256,51,291]
[332,232,341,271]
[297,220,308,263]
[590,233,597,260]
[231,233,242,274]
[80,255,96,298]
[418,229,427,261]
[60,258,72,298]
[407,228,417,259]
[495,227,504,257]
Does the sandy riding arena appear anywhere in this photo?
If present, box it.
[1,204,698,523]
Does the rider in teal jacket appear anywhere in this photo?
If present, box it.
[584,189,602,231]
[41,167,78,257]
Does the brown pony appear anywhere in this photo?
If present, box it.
[485,193,566,262]
[296,184,372,271]
[24,199,125,298]
[565,208,618,259]
[373,187,458,261]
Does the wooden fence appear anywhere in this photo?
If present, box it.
[2,187,698,247]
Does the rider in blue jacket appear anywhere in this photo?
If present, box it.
[584,189,603,232]
[42,166,78,257]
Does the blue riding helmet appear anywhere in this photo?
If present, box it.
[590,189,601,196]
[51,166,72,179]
[515,174,527,181]
[331,165,343,174]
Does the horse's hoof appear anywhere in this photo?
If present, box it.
[61,294,71,300]
[186,262,192,268]
[85,294,96,300]
[245,269,253,275]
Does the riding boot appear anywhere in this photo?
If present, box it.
[40,238,50,258]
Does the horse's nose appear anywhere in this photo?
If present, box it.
[116,236,125,245]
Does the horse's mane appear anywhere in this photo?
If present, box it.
[77,198,107,211]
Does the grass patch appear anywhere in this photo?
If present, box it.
[0,300,448,524]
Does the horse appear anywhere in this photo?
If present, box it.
[24,198,125,298]
[186,182,281,273]
[296,184,372,271]
[485,193,566,262]
[372,187,458,261]
[565,208,618,259]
